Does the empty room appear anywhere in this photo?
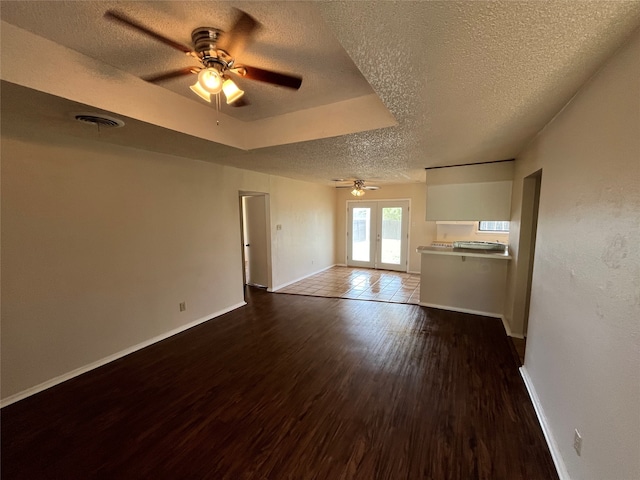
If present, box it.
[1,2,639,479]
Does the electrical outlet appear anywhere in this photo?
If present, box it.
[179,302,186,312]
[573,429,582,456]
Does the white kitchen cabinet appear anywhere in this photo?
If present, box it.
[426,181,512,221]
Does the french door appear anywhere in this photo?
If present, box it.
[347,200,409,272]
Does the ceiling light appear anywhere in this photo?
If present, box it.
[222,79,244,104]
[335,180,379,195]
[351,179,366,196]
[190,81,211,102]
[197,68,223,94]
[191,70,245,106]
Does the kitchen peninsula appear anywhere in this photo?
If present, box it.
[417,245,511,319]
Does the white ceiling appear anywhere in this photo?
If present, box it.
[2,1,640,185]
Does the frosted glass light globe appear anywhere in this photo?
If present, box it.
[198,68,223,94]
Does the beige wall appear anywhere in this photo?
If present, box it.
[1,131,336,401]
[335,184,436,273]
[506,28,640,480]
[268,175,336,289]
[420,254,509,317]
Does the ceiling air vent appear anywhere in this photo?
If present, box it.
[74,113,124,128]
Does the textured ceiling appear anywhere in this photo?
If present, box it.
[0,1,375,122]
[2,1,640,185]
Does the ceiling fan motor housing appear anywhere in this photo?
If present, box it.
[191,27,232,69]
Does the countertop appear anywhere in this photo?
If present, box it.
[417,245,512,260]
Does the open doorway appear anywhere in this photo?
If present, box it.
[239,193,271,291]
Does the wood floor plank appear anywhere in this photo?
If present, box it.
[1,288,558,479]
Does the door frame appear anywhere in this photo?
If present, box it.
[519,170,542,337]
[346,198,411,272]
[239,191,273,292]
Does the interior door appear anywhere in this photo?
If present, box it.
[242,195,269,287]
[347,200,409,271]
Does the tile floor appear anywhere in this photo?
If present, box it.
[276,266,421,305]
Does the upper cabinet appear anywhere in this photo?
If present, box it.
[425,161,514,221]
[426,181,512,220]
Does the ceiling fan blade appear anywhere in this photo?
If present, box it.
[363,186,381,190]
[232,65,302,90]
[104,10,193,54]
[217,8,261,58]
[142,67,199,83]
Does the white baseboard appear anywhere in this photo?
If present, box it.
[520,367,569,480]
[418,302,503,320]
[501,316,525,339]
[501,316,513,336]
[270,264,337,292]
[0,301,247,408]
[418,302,525,339]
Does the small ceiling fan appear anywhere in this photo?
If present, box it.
[335,179,381,197]
[104,8,303,107]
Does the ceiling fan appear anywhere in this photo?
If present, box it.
[335,179,381,197]
[104,8,303,107]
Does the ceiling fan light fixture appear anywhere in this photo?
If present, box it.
[190,81,212,102]
[197,67,223,94]
[222,78,244,104]
[351,188,365,197]
[106,9,304,109]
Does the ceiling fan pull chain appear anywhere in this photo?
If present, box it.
[216,93,221,125]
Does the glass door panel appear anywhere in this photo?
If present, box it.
[352,207,372,262]
[347,201,409,271]
[380,207,402,265]
[347,202,377,268]
[376,201,409,272]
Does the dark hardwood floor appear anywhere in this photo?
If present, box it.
[1,288,557,479]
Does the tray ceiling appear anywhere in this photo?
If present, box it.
[2,1,640,184]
